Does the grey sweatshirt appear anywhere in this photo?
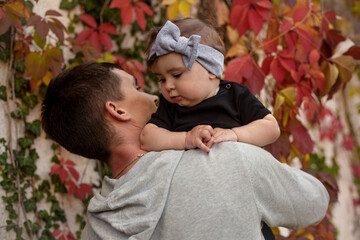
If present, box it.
[81,142,329,240]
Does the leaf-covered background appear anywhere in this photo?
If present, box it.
[0,0,359,239]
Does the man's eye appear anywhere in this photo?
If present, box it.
[136,86,141,91]
[158,78,165,83]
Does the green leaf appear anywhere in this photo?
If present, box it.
[0,151,7,165]
[24,198,37,212]
[0,85,6,101]
[22,94,38,109]
[60,0,79,10]
[25,120,41,137]
[34,30,46,49]
[18,137,34,148]
[11,106,29,120]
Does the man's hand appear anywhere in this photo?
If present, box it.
[213,128,238,144]
[185,125,214,152]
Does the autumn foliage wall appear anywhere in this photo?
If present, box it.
[0,0,359,239]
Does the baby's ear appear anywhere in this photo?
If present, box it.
[105,101,131,121]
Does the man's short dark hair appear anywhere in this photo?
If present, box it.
[41,62,124,162]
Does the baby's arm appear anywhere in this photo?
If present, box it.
[141,123,214,152]
[213,114,280,147]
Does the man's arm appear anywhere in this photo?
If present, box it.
[244,144,329,229]
[213,114,280,147]
[140,123,214,152]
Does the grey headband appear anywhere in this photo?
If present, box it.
[149,20,224,79]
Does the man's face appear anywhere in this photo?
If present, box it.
[113,69,158,127]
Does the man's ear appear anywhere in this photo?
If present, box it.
[209,73,217,80]
[105,101,131,121]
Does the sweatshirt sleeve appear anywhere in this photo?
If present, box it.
[244,145,330,230]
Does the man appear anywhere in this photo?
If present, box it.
[41,62,329,240]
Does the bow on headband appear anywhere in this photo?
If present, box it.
[149,20,224,79]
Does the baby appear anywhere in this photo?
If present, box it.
[140,19,280,153]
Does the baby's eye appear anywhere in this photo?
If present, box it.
[173,73,182,79]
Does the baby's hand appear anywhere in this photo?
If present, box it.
[185,125,214,152]
[213,128,238,144]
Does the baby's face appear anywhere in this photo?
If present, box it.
[152,52,219,107]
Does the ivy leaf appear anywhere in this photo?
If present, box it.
[22,94,38,109]
[24,198,37,212]
[18,137,34,148]
[59,0,79,10]
[25,120,41,137]
[0,85,6,101]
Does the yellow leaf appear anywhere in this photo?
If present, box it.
[162,0,177,5]
[321,61,339,94]
[215,0,229,25]
[225,44,247,58]
[42,71,53,86]
[282,109,290,127]
[167,3,179,20]
[331,55,355,83]
[280,87,297,107]
[226,25,239,45]
[274,94,285,116]
[179,1,191,17]
[186,0,196,4]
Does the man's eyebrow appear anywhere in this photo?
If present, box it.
[133,77,138,86]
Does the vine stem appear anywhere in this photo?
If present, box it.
[5,26,34,239]
[99,0,111,26]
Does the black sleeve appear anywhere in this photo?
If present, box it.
[235,84,271,125]
[147,95,174,130]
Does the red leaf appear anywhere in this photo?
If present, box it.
[121,5,133,27]
[78,14,97,29]
[352,164,360,178]
[263,38,277,53]
[324,10,336,23]
[66,231,76,240]
[230,5,250,37]
[224,55,264,94]
[285,31,298,51]
[98,23,118,34]
[134,6,146,30]
[342,134,355,151]
[67,166,79,182]
[66,180,76,195]
[309,49,320,65]
[80,183,93,194]
[64,159,76,166]
[136,2,154,16]
[264,132,291,160]
[52,229,62,237]
[0,9,4,20]
[290,69,303,83]
[254,5,271,21]
[279,50,296,72]
[248,8,263,36]
[50,164,61,175]
[344,46,360,60]
[36,20,50,41]
[76,28,93,44]
[261,55,274,75]
[293,7,308,23]
[297,28,313,53]
[255,0,273,9]
[59,168,68,183]
[291,125,314,154]
[284,0,297,8]
[270,58,285,84]
[110,0,131,8]
[89,31,102,52]
[45,10,62,17]
[100,32,113,52]
[280,20,293,33]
